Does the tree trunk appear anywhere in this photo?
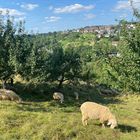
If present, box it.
[10,78,14,86]
[57,75,64,90]
[2,80,6,89]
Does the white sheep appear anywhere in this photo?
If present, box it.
[0,89,22,103]
[80,102,117,129]
[53,92,64,103]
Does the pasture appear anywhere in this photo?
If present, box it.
[0,85,139,140]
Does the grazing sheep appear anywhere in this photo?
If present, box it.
[0,89,22,103]
[80,102,117,129]
[74,92,79,100]
[53,92,64,103]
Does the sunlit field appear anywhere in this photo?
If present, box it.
[0,85,139,140]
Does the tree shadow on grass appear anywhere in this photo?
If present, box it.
[8,82,53,102]
[62,84,122,105]
[4,82,122,107]
[118,124,137,133]
[16,102,51,112]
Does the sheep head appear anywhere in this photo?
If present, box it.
[107,118,117,129]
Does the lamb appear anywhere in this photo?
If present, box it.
[80,102,117,129]
[53,92,64,103]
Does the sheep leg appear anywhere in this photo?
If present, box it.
[60,99,63,103]
[82,116,88,126]
[60,96,64,103]
[102,123,105,128]
[100,119,105,128]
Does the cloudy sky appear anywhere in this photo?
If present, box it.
[0,0,139,33]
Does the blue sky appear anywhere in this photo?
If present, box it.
[0,0,139,33]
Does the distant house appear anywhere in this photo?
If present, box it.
[127,24,136,29]
[70,23,136,38]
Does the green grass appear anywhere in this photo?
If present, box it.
[0,86,140,140]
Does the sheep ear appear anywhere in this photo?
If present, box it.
[107,121,111,125]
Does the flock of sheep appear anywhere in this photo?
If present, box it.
[53,92,117,129]
[0,89,117,129]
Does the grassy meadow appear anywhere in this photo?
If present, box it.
[0,83,140,140]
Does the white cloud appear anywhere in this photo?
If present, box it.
[54,4,94,14]
[20,3,39,11]
[84,13,96,19]
[113,0,140,11]
[45,16,61,22]
[0,8,25,16]
[114,1,130,11]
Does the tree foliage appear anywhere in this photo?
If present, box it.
[0,9,139,93]
[0,14,16,87]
